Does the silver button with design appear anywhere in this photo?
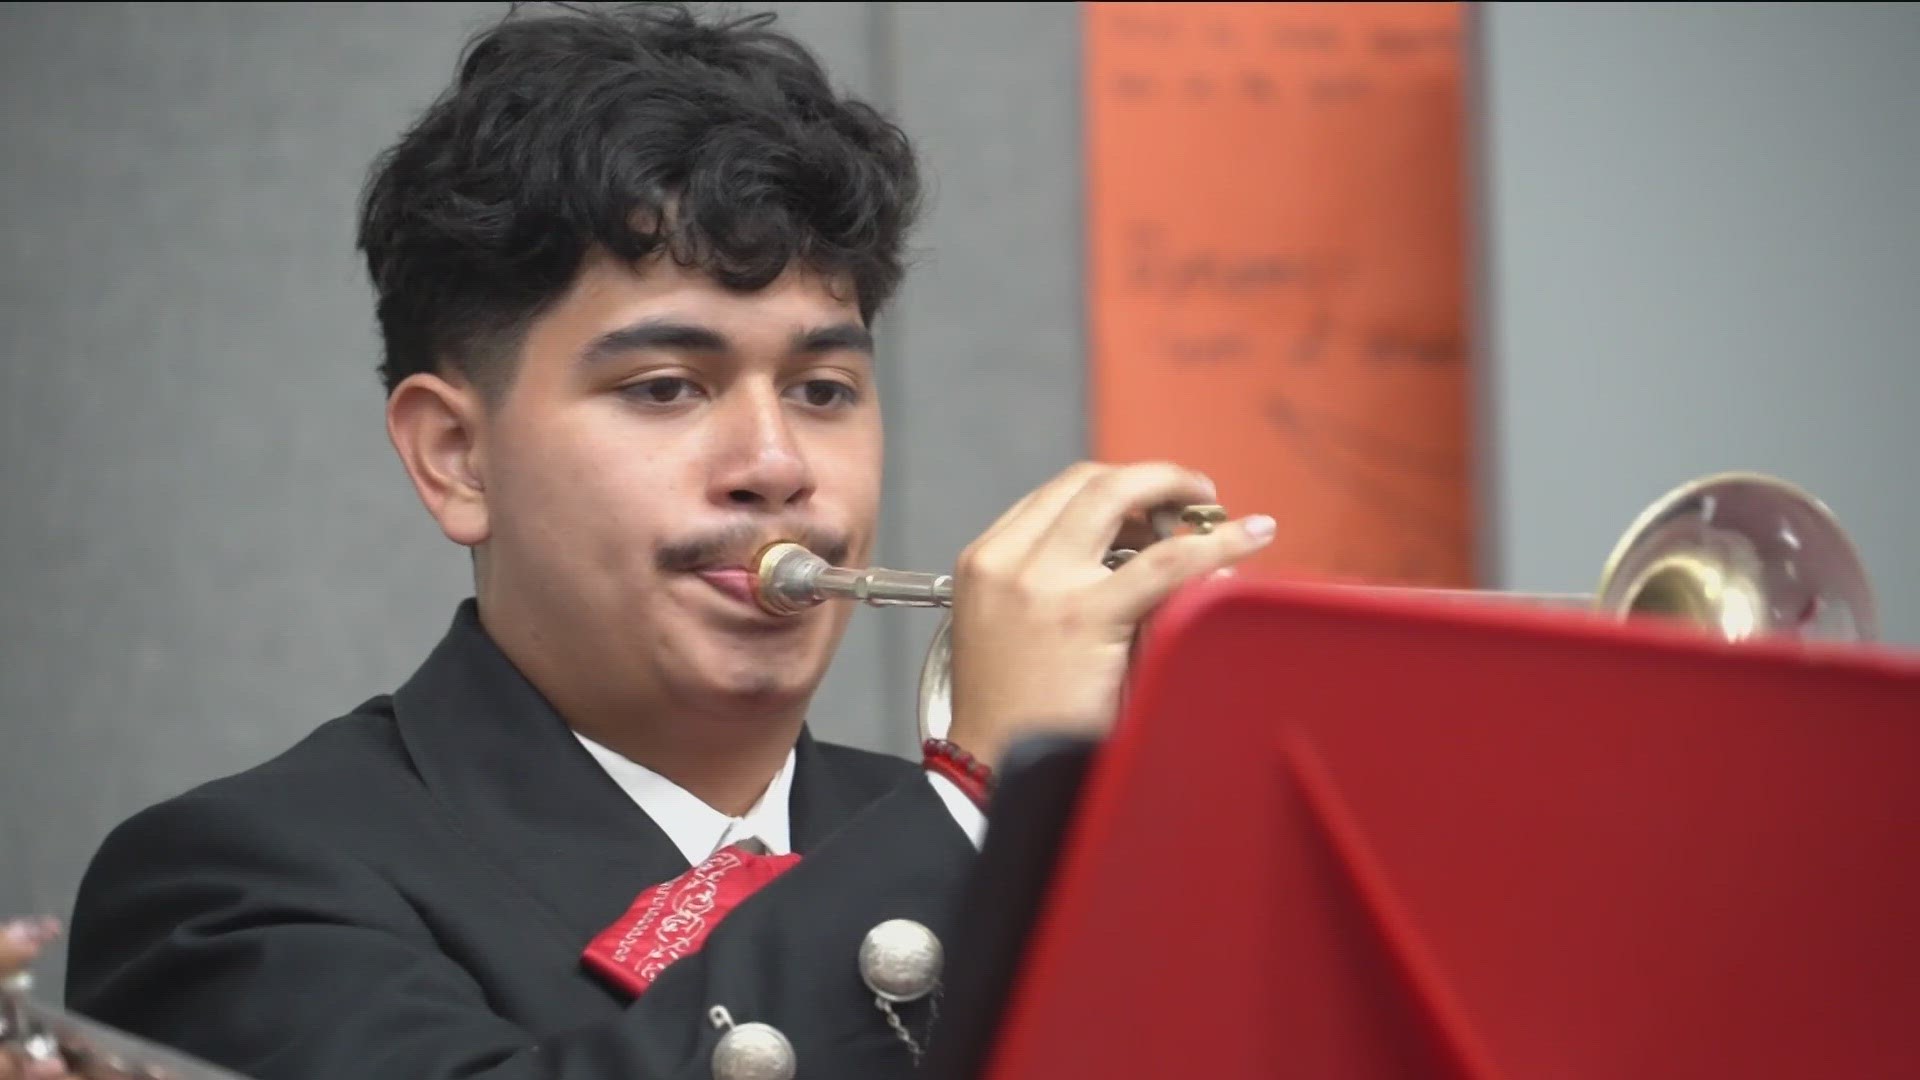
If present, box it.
[859,918,943,1064]
[859,918,943,1003]
[708,1005,794,1080]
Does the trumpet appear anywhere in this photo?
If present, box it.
[750,471,1878,742]
[753,504,1231,741]
[2,971,256,1079]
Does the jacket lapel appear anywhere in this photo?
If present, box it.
[388,599,867,942]
[788,727,861,852]
[390,600,689,940]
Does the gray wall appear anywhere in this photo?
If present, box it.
[1474,2,1920,641]
[3,0,1914,1006]
[0,0,1084,1001]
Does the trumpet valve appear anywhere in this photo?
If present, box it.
[1178,504,1229,535]
[1146,503,1229,539]
[1105,504,1234,569]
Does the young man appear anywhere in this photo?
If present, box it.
[60,5,1274,1079]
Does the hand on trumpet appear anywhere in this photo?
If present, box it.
[1,917,80,1080]
[943,461,1274,770]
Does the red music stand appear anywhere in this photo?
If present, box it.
[978,576,1920,1080]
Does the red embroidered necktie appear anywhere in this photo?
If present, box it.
[582,843,802,998]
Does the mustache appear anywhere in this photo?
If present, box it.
[656,522,853,574]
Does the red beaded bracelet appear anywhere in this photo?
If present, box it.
[922,738,994,810]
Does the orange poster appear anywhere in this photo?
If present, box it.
[1086,1,1477,587]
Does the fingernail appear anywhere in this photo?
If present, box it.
[1243,515,1275,541]
[5,918,57,945]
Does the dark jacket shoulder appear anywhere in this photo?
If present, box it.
[106,695,915,845]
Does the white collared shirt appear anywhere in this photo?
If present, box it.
[575,733,987,865]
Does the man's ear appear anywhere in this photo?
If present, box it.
[386,372,491,548]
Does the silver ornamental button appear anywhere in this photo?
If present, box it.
[711,1021,796,1080]
[858,918,943,1004]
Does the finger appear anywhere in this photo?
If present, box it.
[1041,461,1220,564]
[2,1045,69,1080]
[0,935,33,975]
[0,918,59,976]
[990,461,1105,530]
[964,461,1108,562]
[1095,513,1275,625]
[980,461,1114,551]
[0,1048,46,1080]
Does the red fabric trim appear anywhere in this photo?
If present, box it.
[582,843,801,998]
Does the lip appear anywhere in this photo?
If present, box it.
[693,567,762,609]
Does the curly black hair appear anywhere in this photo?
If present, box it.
[356,2,922,397]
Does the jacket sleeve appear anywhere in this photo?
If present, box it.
[63,773,978,1080]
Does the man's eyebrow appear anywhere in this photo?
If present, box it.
[578,320,874,366]
[793,323,874,356]
[580,320,730,366]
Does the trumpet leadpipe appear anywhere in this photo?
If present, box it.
[752,541,954,616]
[749,504,1232,619]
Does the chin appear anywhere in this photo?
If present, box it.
[722,674,805,704]
[686,647,822,707]
[668,601,842,710]
[680,672,813,716]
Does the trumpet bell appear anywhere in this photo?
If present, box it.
[1595,471,1877,643]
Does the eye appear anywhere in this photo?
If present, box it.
[621,377,704,406]
[790,379,859,410]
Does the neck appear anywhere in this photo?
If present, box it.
[573,705,801,818]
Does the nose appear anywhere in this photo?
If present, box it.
[706,384,816,512]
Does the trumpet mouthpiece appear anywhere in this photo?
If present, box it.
[753,540,827,617]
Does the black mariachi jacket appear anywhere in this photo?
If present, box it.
[64,599,977,1079]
